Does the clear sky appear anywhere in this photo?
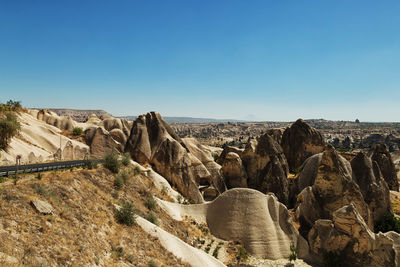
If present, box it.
[1,1,399,122]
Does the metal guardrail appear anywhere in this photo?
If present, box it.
[0,159,103,177]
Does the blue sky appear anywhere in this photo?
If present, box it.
[1,1,399,121]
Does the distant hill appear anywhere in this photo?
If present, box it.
[121,116,248,123]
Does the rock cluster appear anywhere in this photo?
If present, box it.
[218,133,289,204]
[125,112,225,203]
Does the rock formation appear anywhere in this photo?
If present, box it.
[206,188,309,260]
[125,112,223,203]
[241,133,289,204]
[368,143,399,191]
[182,138,227,194]
[85,127,122,158]
[220,152,247,188]
[308,203,400,267]
[351,152,391,223]
[281,119,325,171]
[36,109,76,131]
[295,146,372,236]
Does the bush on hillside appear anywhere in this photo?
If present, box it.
[121,152,131,166]
[72,127,83,136]
[104,152,121,173]
[114,170,130,190]
[84,158,98,169]
[115,201,136,226]
[0,112,21,150]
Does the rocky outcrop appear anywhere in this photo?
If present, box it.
[368,144,399,191]
[281,119,325,171]
[125,112,221,203]
[241,134,289,204]
[308,203,400,267]
[85,127,122,158]
[36,109,76,132]
[181,138,227,195]
[351,152,392,223]
[206,188,309,260]
[221,152,247,188]
[295,146,372,236]
[103,117,131,137]
[265,128,284,144]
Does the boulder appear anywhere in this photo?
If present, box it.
[308,203,400,267]
[351,152,392,223]
[295,146,372,236]
[206,188,309,260]
[31,199,54,215]
[216,145,244,165]
[281,119,325,171]
[368,144,399,191]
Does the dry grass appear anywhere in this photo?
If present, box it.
[0,166,191,266]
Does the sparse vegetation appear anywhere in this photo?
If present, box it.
[104,152,121,173]
[288,242,298,263]
[0,100,22,112]
[36,172,42,180]
[144,194,157,210]
[72,127,83,136]
[0,176,4,183]
[114,170,130,190]
[148,259,157,267]
[121,152,131,166]
[115,201,136,226]
[375,212,400,233]
[236,247,248,265]
[0,112,21,151]
[146,211,159,226]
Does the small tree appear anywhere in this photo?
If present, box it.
[0,112,21,150]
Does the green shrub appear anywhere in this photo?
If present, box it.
[85,158,98,169]
[104,152,121,173]
[0,112,21,151]
[323,251,342,267]
[375,212,400,233]
[36,172,42,180]
[121,152,131,166]
[146,211,159,226]
[0,176,4,183]
[72,127,83,136]
[115,201,136,226]
[144,195,157,210]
